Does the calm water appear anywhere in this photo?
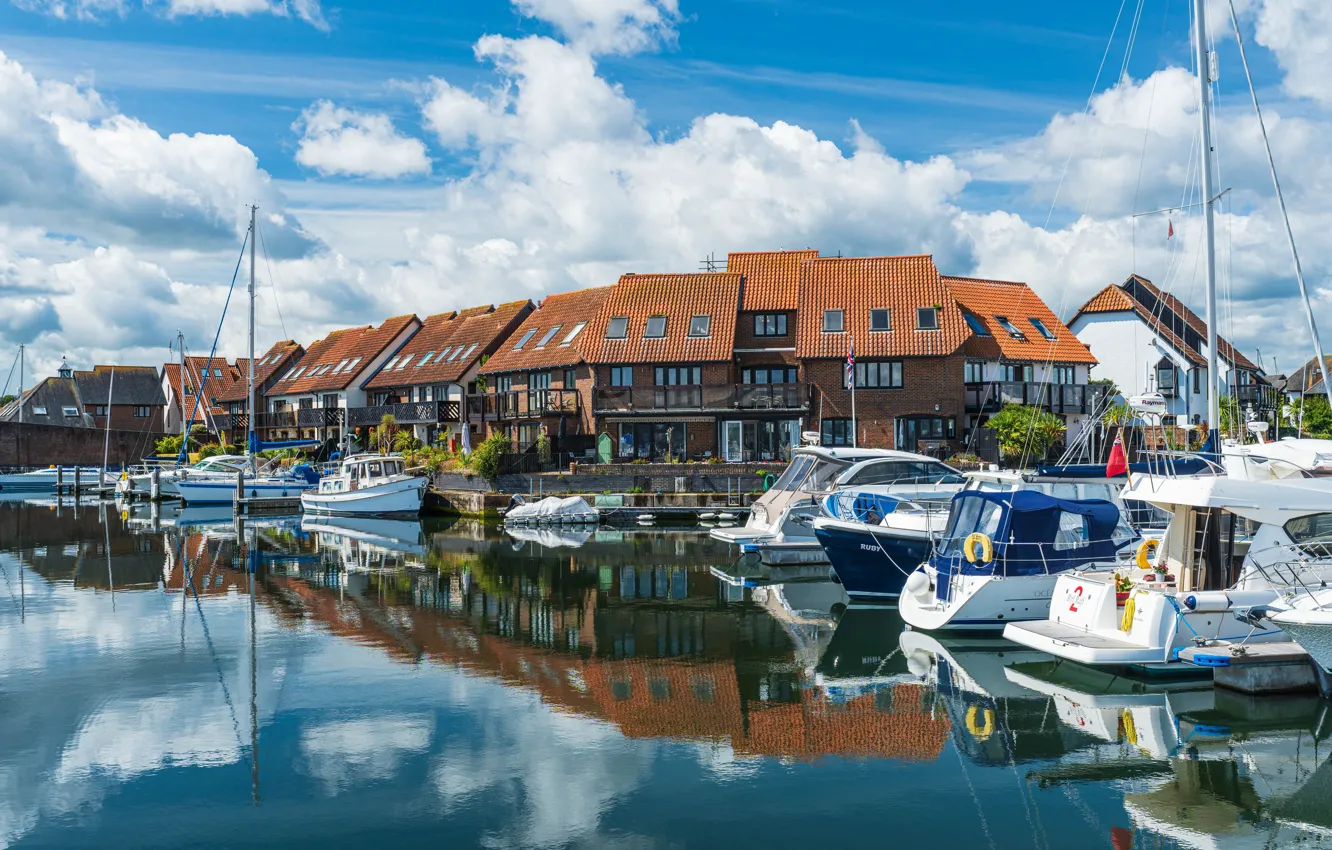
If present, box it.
[3,498,1332,849]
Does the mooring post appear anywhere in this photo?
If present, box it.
[56,466,63,496]
[150,467,161,501]
[236,469,245,511]
[73,466,81,496]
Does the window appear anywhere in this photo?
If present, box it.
[383,356,400,371]
[561,322,588,345]
[212,368,223,378]
[610,366,633,387]
[334,359,350,373]
[1001,364,1034,382]
[821,418,852,447]
[536,326,562,348]
[1285,513,1332,558]
[1053,512,1091,551]
[822,310,845,333]
[513,329,538,350]
[853,361,904,389]
[62,406,79,417]
[1156,360,1177,397]
[322,393,339,408]
[449,346,467,361]
[32,406,47,415]
[965,361,985,383]
[742,367,799,384]
[1193,367,1203,394]
[654,366,701,386]
[754,313,787,336]
[994,315,1025,339]
[1052,365,1076,385]
[1030,318,1057,340]
[287,366,305,381]
[869,309,891,332]
[529,371,552,390]
[963,313,991,336]
[184,385,194,396]
[134,406,152,418]
[688,315,711,337]
[495,375,513,393]
[606,316,629,339]
[344,357,361,373]
[462,343,479,361]
[436,347,453,363]
[564,368,577,387]
[417,352,435,366]
[93,405,107,416]
[916,307,939,330]
[644,316,667,338]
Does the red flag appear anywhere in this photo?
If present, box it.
[1167,219,1174,239]
[1107,433,1128,477]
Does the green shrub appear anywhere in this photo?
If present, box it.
[985,404,1066,465]
[468,432,511,481]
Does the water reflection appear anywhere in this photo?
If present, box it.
[4,497,1332,848]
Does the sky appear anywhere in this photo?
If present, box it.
[0,0,1330,386]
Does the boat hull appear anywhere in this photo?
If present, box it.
[900,569,1065,631]
[813,519,929,599]
[176,478,312,504]
[301,476,426,516]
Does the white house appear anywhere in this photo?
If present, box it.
[1068,275,1266,426]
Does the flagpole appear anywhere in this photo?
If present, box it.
[850,337,857,448]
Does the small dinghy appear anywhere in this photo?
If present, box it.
[503,495,599,526]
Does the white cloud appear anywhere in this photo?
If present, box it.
[300,715,434,794]
[11,0,328,28]
[11,0,125,20]
[294,101,431,179]
[514,0,680,55]
[1248,0,1332,107]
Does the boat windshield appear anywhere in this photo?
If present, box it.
[938,497,1004,556]
[769,455,815,492]
[1285,513,1332,559]
[800,458,851,493]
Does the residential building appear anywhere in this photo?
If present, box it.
[1282,355,1332,399]
[476,288,610,452]
[161,356,243,433]
[263,316,420,446]
[2,359,165,432]
[1069,275,1267,426]
[944,275,1101,445]
[360,300,534,446]
[213,340,304,445]
[583,272,747,461]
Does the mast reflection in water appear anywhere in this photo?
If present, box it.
[3,496,1332,848]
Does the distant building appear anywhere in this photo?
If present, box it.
[1,359,166,432]
[1282,356,1332,400]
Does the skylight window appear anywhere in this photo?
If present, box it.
[396,354,413,370]
[1029,318,1057,340]
[869,309,891,332]
[536,326,562,348]
[823,310,845,333]
[62,406,79,417]
[334,359,350,373]
[383,355,400,370]
[513,329,539,350]
[449,346,467,361]
[606,317,629,339]
[418,352,435,366]
[916,307,939,330]
[212,368,223,378]
[286,366,305,381]
[561,322,588,345]
[994,315,1025,339]
[343,357,361,373]
[688,315,711,337]
[436,347,452,364]
[462,343,479,360]
[963,313,991,336]
[644,316,667,338]
[33,406,47,415]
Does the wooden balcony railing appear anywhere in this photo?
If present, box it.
[217,408,346,430]
[593,384,810,413]
[466,389,580,420]
[348,401,462,427]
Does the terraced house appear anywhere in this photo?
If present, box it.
[213,340,304,446]
[161,355,243,433]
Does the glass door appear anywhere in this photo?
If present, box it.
[723,421,743,462]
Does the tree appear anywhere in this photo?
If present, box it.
[986,403,1066,466]
[469,431,511,482]
[1286,395,1332,439]
[0,394,15,407]
[370,414,398,455]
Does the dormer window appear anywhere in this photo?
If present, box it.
[688,315,711,337]
[536,326,562,348]
[994,316,1025,339]
[606,316,629,339]
[645,316,667,338]
[869,309,891,332]
[513,329,538,350]
[823,310,845,333]
[1029,318,1056,340]
[916,307,939,330]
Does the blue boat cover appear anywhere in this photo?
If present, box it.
[1035,456,1213,478]
[932,489,1126,578]
[821,490,906,524]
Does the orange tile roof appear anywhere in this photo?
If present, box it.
[270,315,419,396]
[582,273,742,364]
[163,357,243,421]
[727,249,819,312]
[795,255,967,359]
[480,286,612,375]
[944,276,1097,365]
[1074,275,1257,370]
[363,300,533,389]
[216,341,302,403]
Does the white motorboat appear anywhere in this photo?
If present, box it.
[300,454,426,516]
[812,492,948,599]
[503,494,599,525]
[0,466,110,491]
[116,454,252,499]
[711,446,964,565]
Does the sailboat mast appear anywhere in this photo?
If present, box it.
[17,344,22,425]
[1194,0,1222,439]
[179,331,187,451]
[247,205,257,475]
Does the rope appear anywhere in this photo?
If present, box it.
[257,221,290,342]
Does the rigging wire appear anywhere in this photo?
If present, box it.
[256,221,290,343]
[0,348,19,399]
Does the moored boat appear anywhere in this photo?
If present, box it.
[300,454,426,516]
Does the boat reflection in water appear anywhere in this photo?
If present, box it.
[7,497,1332,848]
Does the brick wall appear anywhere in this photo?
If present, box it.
[593,362,732,386]
[1,421,167,469]
[88,405,165,433]
[734,310,796,351]
[804,355,966,449]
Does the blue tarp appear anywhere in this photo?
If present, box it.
[821,490,907,524]
[932,489,1126,578]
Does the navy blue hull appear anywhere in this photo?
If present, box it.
[814,523,931,599]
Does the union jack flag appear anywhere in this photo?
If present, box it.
[846,339,855,389]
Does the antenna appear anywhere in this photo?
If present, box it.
[697,252,723,273]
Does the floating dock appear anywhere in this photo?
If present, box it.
[1179,641,1318,695]
[234,496,302,517]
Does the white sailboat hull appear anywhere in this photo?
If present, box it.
[301,475,426,516]
[176,477,312,504]
[899,569,1076,632]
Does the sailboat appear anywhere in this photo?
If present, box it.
[176,207,319,505]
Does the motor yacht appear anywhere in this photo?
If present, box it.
[300,453,427,516]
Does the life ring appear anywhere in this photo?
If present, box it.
[963,532,994,564]
[966,706,995,741]
[1135,539,1159,571]
[763,473,776,492]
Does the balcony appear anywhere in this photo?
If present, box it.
[965,382,1107,416]
[217,408,346,431]
[467,389,580,420]
[593,384,810,414]
[1235,384,1263,406]
[348,401,462,428]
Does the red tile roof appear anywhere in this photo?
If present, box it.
[1074,275,1257,370]
[363,300,534,389]
[480,287,612,375]
[795,255,967,359]
[727,250,819,312]
[269,315,419,396]
[944,276,1097,365]
[582,273,743,364]
[215,341,302,403]
[162,357,245,421]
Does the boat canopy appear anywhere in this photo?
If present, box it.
[820,490,911,524]
[933,490,1126,577]
[1034,457,1215,479]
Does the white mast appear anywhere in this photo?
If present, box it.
[17,344,23,425]
[102,365,115,478]
[1194,0,1222,440]
[178,331,187,454]
[247,205,258,475]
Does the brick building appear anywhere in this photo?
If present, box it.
[161,355,243,433]
[213,339,304,445]
[3,360,166,434]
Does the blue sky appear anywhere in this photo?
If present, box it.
[0,0,1327,379]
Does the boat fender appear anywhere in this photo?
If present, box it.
[763,473,776,492]
[1135,539,1159,571]
[903,569,931,600]
[1120,593,1137,632]
[965,706,995,741]
[1181,590,1279,613]
[963,532,993,564]
[905,651,931,679]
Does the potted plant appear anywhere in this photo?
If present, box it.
[1114,573,1133,605]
